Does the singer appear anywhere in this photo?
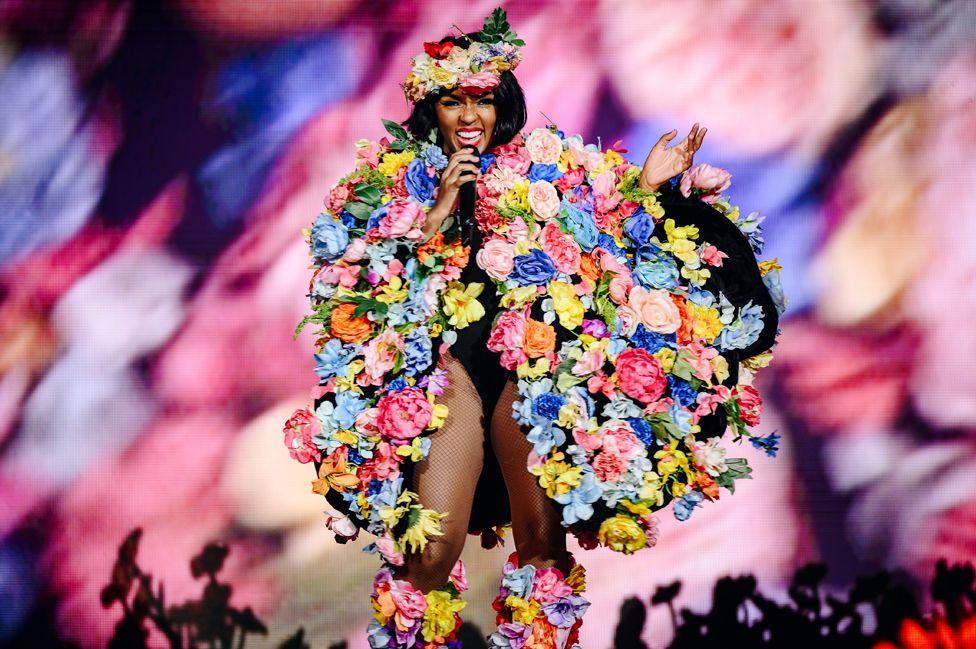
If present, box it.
[286,8,783,649]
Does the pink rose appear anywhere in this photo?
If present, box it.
[375,536,404,566]
[573,428,603,452]
[363,330,404,384]
[593,451,627,482]
[530,567,573,603]
[629,287,682,333]
[389,578,428,621]
[527,180,560,220]
[376,387,432,441]
[540,222,581,274]
[506,215,528,242]
[449,559,469,593]
[327,184,351,215]
[592,171,622,213]
[679,163,732,204]
[700,244,727,266]
[477,237,516,280]
[499,348,528,371]
[602,420,641,459]
[734,384,763,426]
[494,143,531,175]
[555,167,585,193]
[378,198,426,239]
[615,305,640,336]
[458,71,500,95]
[615,348,667,404]
[481,166,523,198]
[343,237,367,262]
[487,310,526,352]
[282,407,321,464]
[608,274,633,305]
[525,128,563,165]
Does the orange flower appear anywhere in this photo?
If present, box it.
[417,232,445,263]
[312,448,360,495]
[330,302,373,343]
[673,296,694,344]
[444,241,471,269]
[525,617,557,649]
[579,253,601,284]
[523,319,556,358]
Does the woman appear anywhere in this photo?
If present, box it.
[285,9,782,649]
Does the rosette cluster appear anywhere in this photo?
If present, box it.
[367,560,469,649]
[488,552,589,649]
[403,8,524,103]
[473,127,785,553]
[284,120,492,558]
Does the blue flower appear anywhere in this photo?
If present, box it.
[673,490,704,521]
[532,392,566,420]
[749,432,781,457]
[623,208,654,247]
[310,212,349,262]
[346,447,366,464]
[553,469,602,525]
[479,153,496,173]
[631,324,673,354]
[667,376,698,408]
[509,249,557,286]
[598,233,627,260]
[634,252,679,290]
[405,158,436,203]
[628,417,654,446]
[403,328,433,376]
[314,338,357,381]
[559,199,599,251]
[387,377,407,391]
[421,144,449,171]
[718,301,766,351]
[762,267,787,316]
[526,421,566,456]
[502,564,536,599]
[668,401,695,437]
[334,390,368,430]
[364,202,389,231]
[528,163,562,182]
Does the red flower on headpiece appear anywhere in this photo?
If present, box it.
[423,40,454,59]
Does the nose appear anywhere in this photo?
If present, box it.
[459,102,478,124]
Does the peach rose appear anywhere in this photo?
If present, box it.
[476,237,516,280]
[330,302,373,343]
[629,286,681,333]
[525,128,563,165]
[523,318,556,358]
[679,163,732,204]
[527,180,560,220]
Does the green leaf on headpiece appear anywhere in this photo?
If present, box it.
[477,7,521,45]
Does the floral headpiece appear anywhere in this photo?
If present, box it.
[402,8,524,103]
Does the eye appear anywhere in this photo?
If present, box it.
[478,98,494,106]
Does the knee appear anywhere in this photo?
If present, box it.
[396,537,465,593]
[514,527,567,569]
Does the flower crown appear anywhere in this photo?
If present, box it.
[402,8,524,103]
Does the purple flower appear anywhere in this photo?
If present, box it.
[541,594,590,628]
[581,319,609,339]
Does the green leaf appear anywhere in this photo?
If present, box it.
[344,201,374,221]
[353,183,381,205]
[715,458,752,494]
[382,119,410,142]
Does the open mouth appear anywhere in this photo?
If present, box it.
[456,129,483,148]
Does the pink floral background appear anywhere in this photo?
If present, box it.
[1,0,974,646]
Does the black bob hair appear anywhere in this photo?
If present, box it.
[402,37,527,149]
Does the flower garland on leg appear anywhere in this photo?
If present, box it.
[488,552,589,649]
[368,558,469,649]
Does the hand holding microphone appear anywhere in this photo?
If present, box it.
[422,146,481,240]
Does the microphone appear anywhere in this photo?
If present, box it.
[458,145,478,243]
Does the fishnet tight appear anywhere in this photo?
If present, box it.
[394,352,568,592]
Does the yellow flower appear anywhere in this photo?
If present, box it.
[664,218,699,243]
[529,452,582,497]
[429,400,449,429]
[377,150,415,177]
[642,194,665,218]
[654,447,691,481]
[684,303,724,343]
[604,150,625,168]
[620,499,652,518]
[401,506,446,554]
[671,482,687,498]
[375,276,408,304]
[711,354,730,384]
[430,322,442,337]
[758,258,782,276]
[499,179,530,213]
[598,515,647,554]
[428,66,458,87]
[549,281,584,330]
[654,348,676,373]
[505,596,541,625]
[501,286,538,309]
[396,437,427,462]
[516,357,551,380]
[742,351,773,370]
[638,472,664,506]
[441,281,485,329]
[513,239,531,255]
[421,590,466,642]
[681,265,711,286]
[566,563,587,594]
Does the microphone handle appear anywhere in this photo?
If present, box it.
[458,145,478,242]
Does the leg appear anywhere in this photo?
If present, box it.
[395,351,485,592]
[490,379,569,572]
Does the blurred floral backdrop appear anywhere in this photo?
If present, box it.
[1,0,975,647]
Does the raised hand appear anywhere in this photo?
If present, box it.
[422,148,480,239]
[638,123,707,192]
